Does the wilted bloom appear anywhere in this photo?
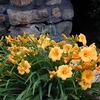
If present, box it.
[10,45,18,52]
[22,38,29,44]
[49,47,63,61]
[71,59,81,66]
[79,33,87,45]
[6,35,14,43]
[76,77,81,81]
[8,55,17,64]
[57,65,73,80]
[74,65,82,70]
[20,47,30,54]
[17,66,25,75]
[38,35,46,44]
[41,37,51,49]
[16,35,22,42]
[63,56,70,63]
[72,44,80,53]
[38,35,51,49]
[17,60,31,75]
[63,44,72,53]
[79,80,91,90]
[81,61,96,70]
[82,70,95,83]
[28,34,38,43]
[79,47,97,62]
[17,35,28,44]
[72,51,80,59]
[62,33,68,40]
[57,41,66,47]
[49,71,56,78]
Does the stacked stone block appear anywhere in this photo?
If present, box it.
[0,0,74,39]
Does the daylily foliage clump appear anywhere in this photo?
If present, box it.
[0,33,100,99]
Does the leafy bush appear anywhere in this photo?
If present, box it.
[0,33,100,100]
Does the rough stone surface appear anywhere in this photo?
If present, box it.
[39,21,72,35]
[9,24,41,37]
[7,4,74,25]
[62,8,74,20]
[10,0,33,6]
[61,0,74,20]
[56,21,72,35]
[7,9,48,25]
[8,20,72,39]
[0,0,74,39]
[34,0,46,7]
[46,0,62,6]
[52,7,61,18]
[0,25,6,32]
[0,14,6,22]
[38,22,72,41]
[0,5,8,13]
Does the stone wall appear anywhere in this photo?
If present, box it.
[0,0,74,40]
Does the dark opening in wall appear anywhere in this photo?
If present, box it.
[71,0,100,47]
[0,0,9,4]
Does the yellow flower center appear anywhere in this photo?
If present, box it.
[62,70,67,75]
[84,51,90,57]
[53,50,59,56]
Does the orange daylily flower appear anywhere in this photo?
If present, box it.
[63,44,72,53]
[82,70,95,83]
[79,47,97,62]
[49,47,63,61]
[49,71,56,78]
[17,60,31,75]
[57,65,73,80]
[79,80,91,90]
